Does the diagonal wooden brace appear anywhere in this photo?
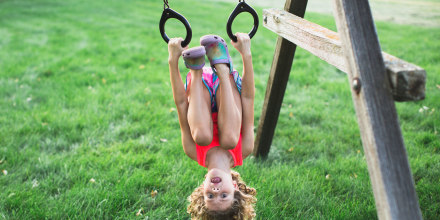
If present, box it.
[333,0,422,219]
[253,0,309,158]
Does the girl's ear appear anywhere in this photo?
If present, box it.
[233,180,239,191]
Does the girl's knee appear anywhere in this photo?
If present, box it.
[192,128,213,146]
[219,132,239,150]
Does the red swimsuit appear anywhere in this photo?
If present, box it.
[196,112,243,168]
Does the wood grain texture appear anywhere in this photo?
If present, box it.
[383,53,426,101]
[253,0,308,157]
[263,8,426,101]
[332,0,422,219]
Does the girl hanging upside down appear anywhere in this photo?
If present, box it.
[167,33,257,219]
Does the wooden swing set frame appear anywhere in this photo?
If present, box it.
[254,0,426,219]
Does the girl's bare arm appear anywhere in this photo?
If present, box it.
[231,33,255,159]
[168,38,197,161]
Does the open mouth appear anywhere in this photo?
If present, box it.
[211,177,222,183]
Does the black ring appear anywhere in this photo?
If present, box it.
[226,1,259,42]
[159,8,192,47]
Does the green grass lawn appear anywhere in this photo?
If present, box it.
[1,0,439,219]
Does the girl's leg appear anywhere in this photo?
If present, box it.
[187,69,213,146]
[214,64,242,149]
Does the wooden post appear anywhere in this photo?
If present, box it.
[253,0,308,157]
[332,0,422,219]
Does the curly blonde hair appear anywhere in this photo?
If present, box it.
[187,170,257,220]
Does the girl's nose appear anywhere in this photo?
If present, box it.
[211,187,220,192]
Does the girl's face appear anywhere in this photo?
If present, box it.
[203,168,238,211]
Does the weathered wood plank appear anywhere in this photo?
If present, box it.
[332,0,422,219]
[263,8,344,71]
[383,53,426,101]
[263,8,426,101]
[253,0,308,158]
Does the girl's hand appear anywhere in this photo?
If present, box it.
[231,33,251,56]
[168,38,187,63]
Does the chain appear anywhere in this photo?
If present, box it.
[163,0,170,9]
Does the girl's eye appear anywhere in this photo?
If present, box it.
[222,193,227,198]
[208,194,214,199]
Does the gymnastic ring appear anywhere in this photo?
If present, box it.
[226,1,259,42]
[159,8,192,47]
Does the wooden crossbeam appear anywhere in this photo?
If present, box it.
[263,8,426,101]
[333,0,422,219]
